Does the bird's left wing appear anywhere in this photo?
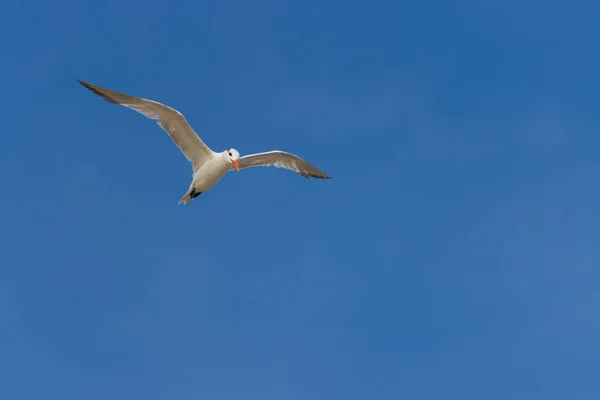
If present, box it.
[235,150,331,179]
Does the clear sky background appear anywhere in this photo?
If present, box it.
[1,0,600,399]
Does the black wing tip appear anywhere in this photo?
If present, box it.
[75,78,92,88]
[301,171,332,179]
[76,78,119,104]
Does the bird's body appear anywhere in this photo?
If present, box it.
[179,154,231,204]
[76,79,331,205]
[191,155,230,192]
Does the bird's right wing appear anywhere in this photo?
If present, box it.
[77,79,214,171]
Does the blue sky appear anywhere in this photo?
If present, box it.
[1,0,600,398]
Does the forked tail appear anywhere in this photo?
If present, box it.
[177,187,202,205]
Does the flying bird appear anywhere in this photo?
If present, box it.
[76,79,331,205]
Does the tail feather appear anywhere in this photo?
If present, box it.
[177,187,202,205]
[178,190,192,205]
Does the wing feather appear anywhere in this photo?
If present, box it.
[77,79,214,171]
[236,150,331,179]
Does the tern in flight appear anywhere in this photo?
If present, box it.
[77,79,331,205]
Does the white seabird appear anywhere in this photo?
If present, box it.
[76,79,331,205]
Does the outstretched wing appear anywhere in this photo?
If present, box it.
[235,150,331,179]
[77,79,214,171]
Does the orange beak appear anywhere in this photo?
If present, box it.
[231,159,240,172]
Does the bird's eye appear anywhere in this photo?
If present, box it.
[228,152,232,156]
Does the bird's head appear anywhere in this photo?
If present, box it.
[224,148,240,171]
